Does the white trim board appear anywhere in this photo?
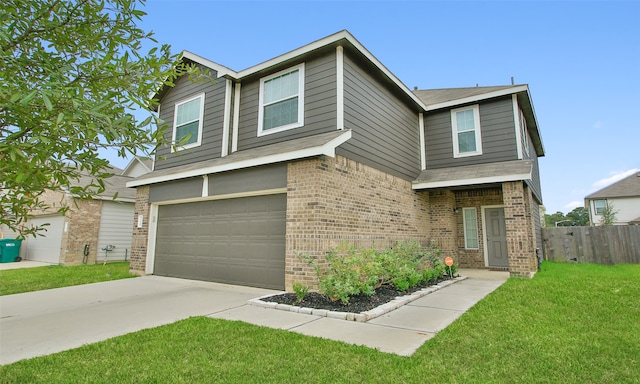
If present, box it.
[127,130,352,187]
[412,172,532,190]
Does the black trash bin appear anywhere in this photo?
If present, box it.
[0,239,23,263]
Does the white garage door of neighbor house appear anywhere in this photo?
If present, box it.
[153,194,286,290]
[25,216,64,264]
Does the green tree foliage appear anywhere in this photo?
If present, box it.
[566,207,589,226]
[544,211,566,227]
[0,0,204,236]
[544,206,590,227]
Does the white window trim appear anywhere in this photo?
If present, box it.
[451,104,482,158]
[594,199,607,215]
[463,207,479,250]
[172,93,205,152]
[257,63,305,136]
[519,108,530,156]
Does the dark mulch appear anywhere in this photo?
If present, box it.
[262,277,456,313]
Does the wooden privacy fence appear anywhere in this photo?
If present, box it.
[542,226,640,265]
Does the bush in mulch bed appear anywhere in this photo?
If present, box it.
[269,240,457,310]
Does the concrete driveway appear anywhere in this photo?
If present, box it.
[0,276,276,365]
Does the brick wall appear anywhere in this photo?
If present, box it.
[428,190,457,260]
[130,185,150,275]
[454,188,503,268]
[62,198,102,265]
[502,181,537,277]
[286,155,430,290]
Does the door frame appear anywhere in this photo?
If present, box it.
[480,205,506,268]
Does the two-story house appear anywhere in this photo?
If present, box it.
[127,30,545,290]
[585,171,640,225]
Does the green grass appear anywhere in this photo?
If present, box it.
[1,262,639,383]
[0,262,136,295]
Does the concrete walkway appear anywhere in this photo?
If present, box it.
[0,260,52,270]
[210,269,507,356]
[0,269,508,365]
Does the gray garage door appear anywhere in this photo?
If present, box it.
[154,194,286,290]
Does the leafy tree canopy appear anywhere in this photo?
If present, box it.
[544,206,590,227]
[1,0,205,236]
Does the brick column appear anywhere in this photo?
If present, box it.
[502,181,537,278]
[63,199,102,265]
[428,189,457,260]
[130,186,150,275]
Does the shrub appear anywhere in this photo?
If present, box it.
[304,240,444,303]
[292,283,309,302]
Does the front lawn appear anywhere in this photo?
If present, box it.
[1,262,638,383]
[0,262,136,296]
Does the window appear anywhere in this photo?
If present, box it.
[519,109,530,156]
[173,94,204,151]
[258,63,305,136]
[463,208,479,249]
[451,105,482,157]
[594,200,607,215]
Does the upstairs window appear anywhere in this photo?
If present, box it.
[463,207,479,249]
[258,63,305,136]
[594,199,607,215]
[451,105,482,158]
[173,94,204,151]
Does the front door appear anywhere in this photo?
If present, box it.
[485,208,508,267]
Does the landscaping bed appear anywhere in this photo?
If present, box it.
[261,276,456,314]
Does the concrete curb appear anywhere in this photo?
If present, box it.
[248,276,468,322]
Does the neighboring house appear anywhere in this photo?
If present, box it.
[121,156,154,178]
[585,171,640,225]
[21,159,150,264]
[127,30,545,290]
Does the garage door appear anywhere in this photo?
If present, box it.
[25,216,64,264]
[154,194,286,290]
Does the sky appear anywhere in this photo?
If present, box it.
[108,0,640,215]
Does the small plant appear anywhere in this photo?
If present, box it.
[292,283,309,302]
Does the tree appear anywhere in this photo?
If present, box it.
[544,211,566,227]
[566,206,589,226]
[599,203,619,226]
[1,0,204,236]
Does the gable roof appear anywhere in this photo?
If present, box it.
[153,30,427,111]
[414,85,519,108]
[414,85,544,157]
[121,156,153,177]
[68,172,136,202]
[585,171,640,199]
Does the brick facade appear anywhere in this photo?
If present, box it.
[29,190,103,265]
[285,155,431,290]
[130,185,150,275]
[131,158,540,286]
[61,198,102,265]
[454,188,503,268]
[502,181,538,277]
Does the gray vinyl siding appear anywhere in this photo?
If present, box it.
[522,129,543,203]
[149,177,203,203]
[148,165,287,203]
[338,54,421,181]
[425,97,518,169]
[96,201,135,262]
[208,164,287,196]
[236,53,337,151]
[154,66,227,170]
[531,198,544,261]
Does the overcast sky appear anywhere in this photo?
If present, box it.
[107,0,640,214]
